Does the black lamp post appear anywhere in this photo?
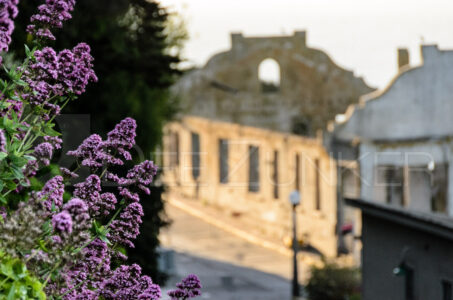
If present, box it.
[289,190,301,298]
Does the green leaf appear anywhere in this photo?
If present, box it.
[38,239,48,252]
[5,181,16,191]
[10,155,28,168]
[23,155,36,161]
[0,152,7,161]
[11,166,24,180]
[0,259,13,277]
[43,126,61,137]
[6,282,15,300]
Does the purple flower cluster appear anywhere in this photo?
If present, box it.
[0,0,18,63]
[27,0,76,41]
[34,142,53,166]
[0,129,5,152]
[67,118,138,169]
[52,210,72,234]
[74,175,117,217]
[23,44,97,119]
[105,117,137,160]
[99,264,161,300]
[108,202,143,248]
[168,274,202,300]
[35,175,64,212]
[0,98,23,119]
[125,160,158,194]
[25,136,61,180]
[59,167,78,179]
[59,238,111,298]
[63,198,89,224]
[44,135,62,149]
[59,43,98,95]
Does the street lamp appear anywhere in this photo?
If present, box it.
[289,190,301,298]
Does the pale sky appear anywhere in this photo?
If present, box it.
[158,0,453,88]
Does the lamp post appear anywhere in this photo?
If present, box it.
[289,190,301,298]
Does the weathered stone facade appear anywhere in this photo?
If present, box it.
[163,116,339,257]
[173,31,374,136]
[329,45,453,216]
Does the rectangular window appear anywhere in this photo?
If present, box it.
[431,164,448,213]
[273,150,279,199]
[219,139,229,184]
[295,154,300,191]
[191,132,200,180]
[376,165,404,206]
[443,280,452,300]
[385,166,404,206]
[315,159,321,210]
[248,146,260,192]
[169,132,179,167]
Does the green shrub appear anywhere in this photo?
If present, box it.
[306,262,361,300]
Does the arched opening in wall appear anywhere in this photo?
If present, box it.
[258,58,280,93]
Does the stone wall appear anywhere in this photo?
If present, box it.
[173,31,374,136]
[163,116,339,257]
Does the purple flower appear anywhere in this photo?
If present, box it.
[67,134,122,168]
[44,135,63,149]
[74,174,101,202]
[108,203,143,248]
[27,0,76,41]
[52,211,72,234]
[59,167,78,179]
[73,175,117,217]
[34,142,53,166]
[0,129,6,152]
[0,0,19,58]
[22,44,97,119]
[58,43,98,95]
[118,187,139,203]
[63,198,89,224]
[106,117,137,160]
[168,274,202,300]
[36,176,64,212]
[67,134,104,168]
[0,206,6,221]
[99,264,161,300]
[99,193,117,216]
[125,160,158,194]
[0,99,23,119]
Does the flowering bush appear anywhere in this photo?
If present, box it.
[0,0,200,299]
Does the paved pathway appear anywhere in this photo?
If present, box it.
[160,204,307,300]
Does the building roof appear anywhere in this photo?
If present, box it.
[345,198,453,241]
[330,44,453,142]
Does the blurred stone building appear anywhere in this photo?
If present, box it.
[329,45,453,217]
[164,116,339,257]
[172,31,373,136]
[163,31,374,260]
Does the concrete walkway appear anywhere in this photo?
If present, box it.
[160,201,309,299]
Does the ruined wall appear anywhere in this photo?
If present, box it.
[173,31,374,136]
[163,116,339,257]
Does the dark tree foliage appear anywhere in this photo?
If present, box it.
[11,0,181,153]
[10,0,180,284]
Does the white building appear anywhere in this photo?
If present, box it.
[329,44,453,216]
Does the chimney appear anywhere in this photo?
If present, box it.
[231,32,243,49]
[397,48,409,71]
[293,31,307,48]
